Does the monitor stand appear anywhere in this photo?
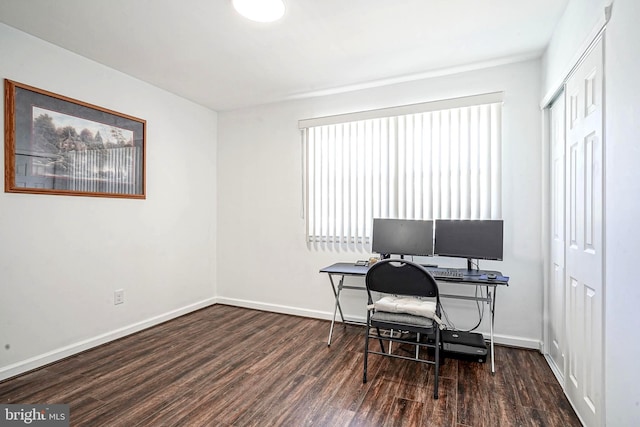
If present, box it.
[466,258,476,271]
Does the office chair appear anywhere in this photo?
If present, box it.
[363,259,443,399]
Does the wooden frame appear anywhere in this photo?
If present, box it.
[4,80,146,198]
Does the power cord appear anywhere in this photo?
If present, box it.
[439,285,485,332]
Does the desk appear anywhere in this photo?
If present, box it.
[319,262,509,374]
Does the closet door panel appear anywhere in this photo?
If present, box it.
[548,93,566,378]
[564,37,604,427]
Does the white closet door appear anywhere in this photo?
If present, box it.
[548,93,566,381]
[564,36,604,427]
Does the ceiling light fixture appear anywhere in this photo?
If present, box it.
[232,0,285,23]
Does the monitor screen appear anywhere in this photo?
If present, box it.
[372,218,434,257]
[434,220,504,261]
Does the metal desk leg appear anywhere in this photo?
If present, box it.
[488,285,497,375]
[327,274,346,346]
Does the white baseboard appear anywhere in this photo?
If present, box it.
[216,297,542,350]
[485,333,541,350]
[544,353,566,388]
[215,297,355,322]
[0,298,216,382]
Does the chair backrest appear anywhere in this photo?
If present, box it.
[365,259,439,300]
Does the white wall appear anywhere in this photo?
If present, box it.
[0,24,218,380]
[217,59,544,349]
[603,0,640,424]
[541,0,610,101]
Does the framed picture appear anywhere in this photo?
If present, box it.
[4,79,146,199]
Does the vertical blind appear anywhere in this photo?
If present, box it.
[300,93,503,251]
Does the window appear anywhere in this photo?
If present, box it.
[300,92,503,251]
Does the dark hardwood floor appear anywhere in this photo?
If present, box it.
[0,305,581,426]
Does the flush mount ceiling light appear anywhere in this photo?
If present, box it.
[232,0,285,23]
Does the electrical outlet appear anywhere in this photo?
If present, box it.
[114,289,124,305]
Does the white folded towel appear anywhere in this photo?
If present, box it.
[367,295,442,325]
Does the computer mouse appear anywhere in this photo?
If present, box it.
[487,274,497,280]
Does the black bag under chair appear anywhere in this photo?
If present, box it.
[363,259,443,399]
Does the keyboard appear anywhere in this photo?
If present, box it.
[428,268,464,280]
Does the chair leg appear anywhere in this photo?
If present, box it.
[375,327,386,353]
[363,321,370,383]
[433,328,440,399]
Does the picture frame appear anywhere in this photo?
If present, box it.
[4,79,146,199]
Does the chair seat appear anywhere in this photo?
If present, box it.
[370,311,436,333]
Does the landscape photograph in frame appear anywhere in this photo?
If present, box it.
[4,80,146,198]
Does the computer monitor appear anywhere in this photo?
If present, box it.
[434,219,504,262]
[371,218,434,258]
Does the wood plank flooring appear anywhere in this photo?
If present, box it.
[0,305,582,426]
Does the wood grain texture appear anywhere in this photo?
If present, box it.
[0,305,582,426]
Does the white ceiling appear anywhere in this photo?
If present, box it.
[0,0,569,111]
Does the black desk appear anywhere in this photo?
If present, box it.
[319,262,509,374]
